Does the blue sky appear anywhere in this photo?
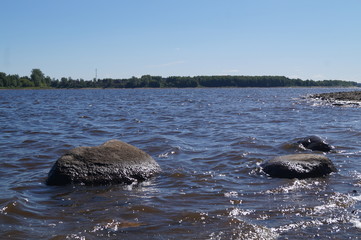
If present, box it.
[1,0,361,82]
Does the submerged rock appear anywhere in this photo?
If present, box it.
[297,135,334,152]
[261,154,337,179]
[46,140,161,186]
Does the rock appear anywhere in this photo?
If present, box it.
[261,154,337,179]
[311,91,361,102]
[46,140,161,185]
[310,91,361,106]
[297,136,333,152]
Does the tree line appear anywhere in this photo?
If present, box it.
[0,69,52,88]
[0,69,359,89]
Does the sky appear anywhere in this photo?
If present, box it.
[1,0,361,82]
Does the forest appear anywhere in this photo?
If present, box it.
[0,69,359,89]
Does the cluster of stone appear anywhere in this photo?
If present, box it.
[46,135,338,186]
[261,136,337,179]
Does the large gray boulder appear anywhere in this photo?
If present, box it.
[46,140,161,185]
[261,154,337,179]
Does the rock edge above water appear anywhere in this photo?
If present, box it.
[46,140,161,186]
[310,91,361,106]
[296,135,333,152]
[261,154,337,179]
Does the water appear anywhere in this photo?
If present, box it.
[1,88,361,239]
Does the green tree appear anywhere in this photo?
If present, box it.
[31,69,45,87]
[44,76,52,86]
[0,72,7,87]
[7,74,20,87]
[20,77,35,87]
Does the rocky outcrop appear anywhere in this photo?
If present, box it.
[312,91,361,102]
[261,154,337,179]
[297,135,333,152]
[46,140,161,186]
[310,91,361,106]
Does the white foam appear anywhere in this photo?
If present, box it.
[0,206,8,214]
[313,203,338,214]
[229,208,253,217]
[350,218,361,229]
[352,195,361,201]
[265,179,314,194]
[224,191,238,198]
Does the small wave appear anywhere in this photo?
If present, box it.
[209,221,279,240]
[175,211,211,225]
[0,197,51,221]
[224,191,239,198]
[158,147,181,158]
[21,139,37,144]
[350,218,361,229]
[23,130,52,135]
[228,207,254,217]
[86,129,111,136]
[273,219,323,233]
[326,192,357,209]
[91,219,144,232]
[264,179,325,194]
[352,195,361,201]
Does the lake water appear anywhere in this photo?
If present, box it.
[1,88,361,239]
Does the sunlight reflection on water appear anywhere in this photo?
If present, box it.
[0,88,361,239]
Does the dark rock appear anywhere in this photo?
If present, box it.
[46,140,161,186]
[310,91,361,106]
[311,91,361,102]
[297,135,333,152]
[261,154,337,179]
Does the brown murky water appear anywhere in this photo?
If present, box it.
[1,88,361,239]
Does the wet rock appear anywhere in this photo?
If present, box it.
[261,154,337,179]
[310,91,361,106]
[297,135,333,152]
[311,91,361,102]
[46,140,161,186]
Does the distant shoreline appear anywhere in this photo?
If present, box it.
[1,86,360,91]
[1,69,359,89]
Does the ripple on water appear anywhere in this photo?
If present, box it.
[1,88,361,239]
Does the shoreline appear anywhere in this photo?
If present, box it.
[1,86,360,91]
